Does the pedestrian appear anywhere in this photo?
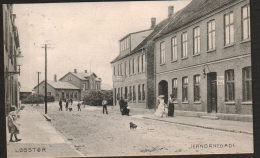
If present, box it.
[59,99,63,111]
[70,98,73,105]
[7,106,21,142]
[65,99,69,111]
[119,98,130,116]
[155,95,167,118]
[168,94,175,117]
[77,101,81,111]
[102,99,108,114]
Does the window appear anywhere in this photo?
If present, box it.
[74,92,78,99]
[83,83,86,91]
[133,85,136,101]
[160,42,166,64]
[132,58,135,74]
[129,86,132,101]
[242,67,252,101]
[142,84,145,100]
[193,75,201,102]
[172,78,178,100]
[117,64,120,76]
[48,92,51,96]
[182,77,188,102]
[137,56,140,73]
[181,32,188,58]
[138,85,141,101]
[207,20,216,50]
[193,27,200,55]
[117,88,120,100]
[121,87,123,98]
[225,70,235,101]
[171,36,177,61]
[68,76,72,81]
[70,93,73,98]
[129,59,131,75]
[224,12,234,45]
[242,5,250,40]
[142,54,145,72]
[125,61,127,76]
[113,66,116,76]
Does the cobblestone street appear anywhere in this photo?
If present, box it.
[16,102,253,157]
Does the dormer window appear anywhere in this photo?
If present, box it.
[120,36,130,51]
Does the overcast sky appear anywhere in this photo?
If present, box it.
[13,1,191,91]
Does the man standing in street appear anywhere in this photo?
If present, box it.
[59,99,63,111]
[102,99,108,114]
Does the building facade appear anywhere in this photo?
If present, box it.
[33,80,81,101]
[59,69,102,99]
[154,0,251,114]
[3,4,22,115]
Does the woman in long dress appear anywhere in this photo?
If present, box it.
[155,95,167,117]
[8,106,21,142]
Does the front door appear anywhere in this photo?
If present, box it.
[158,80,168,104]
[207,72,217,113]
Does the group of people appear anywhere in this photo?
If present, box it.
[155,94,175,118]
[58,98,82,112]
[119,98,130,116]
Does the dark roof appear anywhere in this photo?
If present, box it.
[70,72,97,80]
[33,80,80,90]
[59,72,98,81]
[111,0,238,64]
[111,18,171,63]
[155,0,238,39]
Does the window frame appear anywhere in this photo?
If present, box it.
[172,78,178,100]
[182,77,189,102]
[193,27,200,55]
[181,32,188,58]
[224,12,234,46]
[193,75,201,102]
[225,69,235,101]
[160,41,166,64]
[171,36,178,61]
[242,67,252,101]
[241,5,250,41]
[207,20,216,51]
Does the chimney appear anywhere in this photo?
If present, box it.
[54,74,57,82]
[168,6,174,18]
[150,17,156,29]
[74,69,77,73]
[85,70,88,73]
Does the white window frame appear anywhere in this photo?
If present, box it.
[207,20,216,50]
[181,32,188,58]
[242,5,250,40]
[193,27,200,55]
[171,36,177,61]
[160,41,166,64]
[224,12,234,45]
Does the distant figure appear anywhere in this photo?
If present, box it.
[65,99,69,111]
[59,99,63,111]
[119,98,130,116]
[68,101,73,112]
[102,99,108,114]
[70,98,73,105]
[77,101,81,111]
[168,94,175,117]
[7,106,21,142]
[155,95,167,118]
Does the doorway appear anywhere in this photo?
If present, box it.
[158,80,168,104]
[207,72,217,113]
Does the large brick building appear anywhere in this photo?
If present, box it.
[3,4,22,114]
[110,16,173,109]
[154,0,251,114]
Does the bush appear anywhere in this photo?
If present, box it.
[21,94,55,104]
[83,90,113,106]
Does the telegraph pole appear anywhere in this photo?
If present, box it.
[37,72,41,96]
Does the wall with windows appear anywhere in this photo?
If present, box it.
[155,0,251,114]
[112,49,148,108]
[155,0,250,74]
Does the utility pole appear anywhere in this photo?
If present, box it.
[37,72,41,96]
[41,43,52,114]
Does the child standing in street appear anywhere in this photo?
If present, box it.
[7,106,21,142]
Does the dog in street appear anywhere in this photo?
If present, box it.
[129,122,137,130]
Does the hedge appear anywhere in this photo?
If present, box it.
[83,90,113,106]
[21,94,55,104]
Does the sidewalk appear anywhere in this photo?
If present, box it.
[106,106,253,135]
[7,106,82,158]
